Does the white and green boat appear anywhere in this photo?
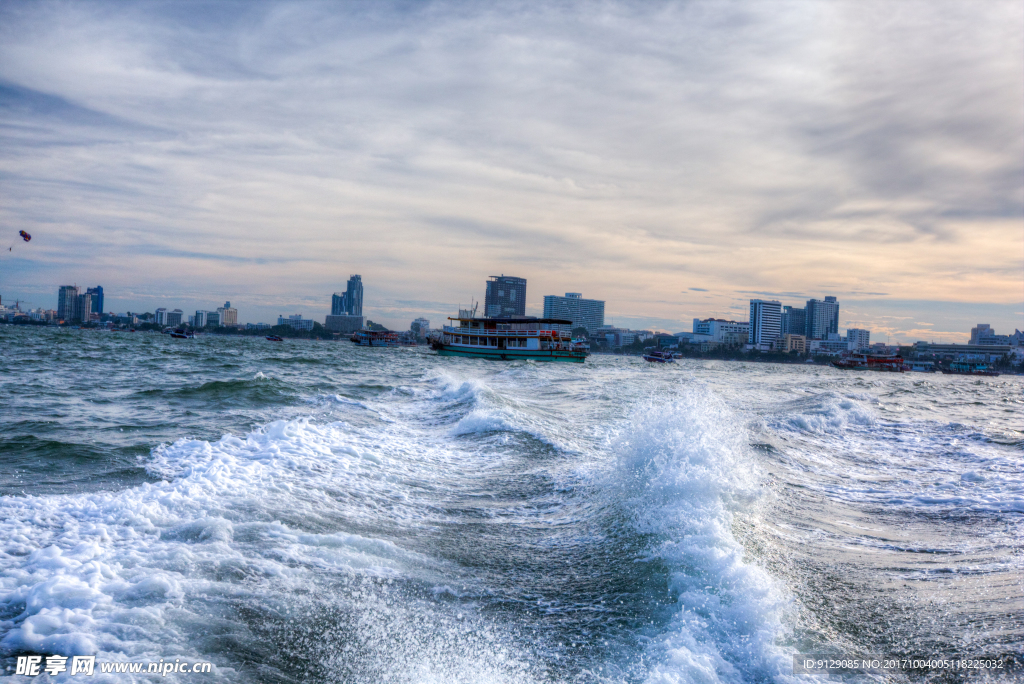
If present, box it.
[431,315,588,362]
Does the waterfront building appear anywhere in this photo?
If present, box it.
[86,286,104,314]
[847,328,871,350]
[692,318,749,345]
[246,322,272,330]
[411,317,431,338]
[748,299,782,345]
[194,311,208,328]
[76,293,93,323]
[165,309,184,327]
[969,324,991,344]
[781,305,806,336]
[913,341,1010,363]
[543,293,605,333]
[206,311,220,327]
[325,315,364,333]
[783,334,806,353]
[805,296,840,340]
[278,314,314,331]
[217,302,237,327]
[485,275,526,317]
[57,286,79,322]
[331,292,346,316]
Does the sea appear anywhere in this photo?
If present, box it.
[0,326,1021,683]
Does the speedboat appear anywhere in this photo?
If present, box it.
[169,329,194,339]
[642,350,675,363]
[265,335,284,342]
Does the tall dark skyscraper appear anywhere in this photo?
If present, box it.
[87,286,103,314]
[781,305,806,336]
[805,296,839,339]
[334,275,364,316]
[485,275,526,317]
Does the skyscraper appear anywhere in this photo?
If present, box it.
[76,292,92,322]
[485,275,526,317]
[543,293,605,332]
[57,286,79,322]
[194,310,208,328]
[805,296,840,340]
[217,301,238,327]
[87,286,103,314]
[331,292,347,316]
[781,305,806,336]
[749,299,782,345]
[336,275,363,316]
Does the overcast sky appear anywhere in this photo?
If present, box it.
[1,0,1021,341]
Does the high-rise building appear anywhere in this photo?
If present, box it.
[805,296,840,340]
[155,308,167,325]
[331,292,347,316]
[278,314,314,331]
[485,275,526,317]
[345,275,363,316]
[411,317,431,337]
[76,293,93,323]
[847,328,871,350]
[57,286,80,322]
[781,305,806,336]
[970,324,991,345]
[692,318,750,344]
[87,286,104,314]
[749,299,782,346]
[165,309,184,327]
[217,302,238,327]
[543,293,605,332]
[194,311,208,328]
[206,311,220,327]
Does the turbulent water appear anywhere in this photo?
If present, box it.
[1,326,1021,683]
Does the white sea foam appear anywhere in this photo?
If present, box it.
[608,390,808,684]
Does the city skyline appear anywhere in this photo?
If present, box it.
[0,2,1020,341]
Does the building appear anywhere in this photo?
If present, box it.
[76,292,93,323]
[155,308,167,326]
[194,311,208,328]
[846,328,871,350]
[543,293,605,333]
[782,334,806,353]
[692,318,749,345]
[485,275,526,317]
[805,296,840,340]
[278,315,314,331]
[411,317,431,338]
[331,292,346,316]
[969,324,991,345]
[913,342,1010,363]
[748,299,782,345]
[86,286,104,314]
[165,309,184,327]
[781,305,806,336]
[325,315,364,333]
[206,311,220,327]
[57,286,79,322]
[217,302,238,327]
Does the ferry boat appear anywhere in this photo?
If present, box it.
[831,353,904,372]
[642,349,675,363]
[940,361,999,376]
[351,330,400,347]
[432,316,587,362]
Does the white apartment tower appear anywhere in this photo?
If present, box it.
[748,299,782,346]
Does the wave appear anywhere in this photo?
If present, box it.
[606,389,803,683]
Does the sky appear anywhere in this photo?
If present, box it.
[0,0,1021,342]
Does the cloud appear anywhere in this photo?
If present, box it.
[0,0,1020,334]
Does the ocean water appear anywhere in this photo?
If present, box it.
[0,326,1021,683]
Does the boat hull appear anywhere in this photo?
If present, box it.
[436,345,586,363]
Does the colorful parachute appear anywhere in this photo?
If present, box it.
[19,230,31,242]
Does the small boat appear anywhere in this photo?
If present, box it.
[940,361,999,376]
[642,350,675,363]
[832,353,903,372]
[169,329,194,339]
[352,330,400,347]
[265,335,284,342]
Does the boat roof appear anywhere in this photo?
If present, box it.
[448,316,574,325]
